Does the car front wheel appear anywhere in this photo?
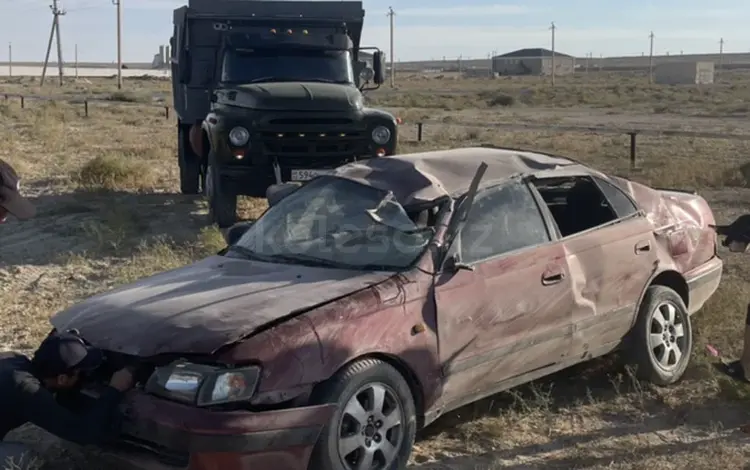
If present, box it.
[629,285,693,386]
[309,359,417,470]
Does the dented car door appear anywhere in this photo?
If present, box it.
[434,179,577,409]
[556,176,658,358]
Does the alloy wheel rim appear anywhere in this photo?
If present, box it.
[337,382,404,470]
[648,301,687,372]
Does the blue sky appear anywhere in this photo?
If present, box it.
[0,0,746,62]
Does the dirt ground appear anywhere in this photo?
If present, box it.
[4,73,750,469]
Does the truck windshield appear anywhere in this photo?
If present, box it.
[221,49,354,84]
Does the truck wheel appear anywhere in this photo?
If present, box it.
[308,359,417,470]
[205,152,237,228]
[627,285,693,386]
[178,126,202,195]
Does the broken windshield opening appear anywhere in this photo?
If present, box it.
[221,49,355,85]
[231,176,434,270]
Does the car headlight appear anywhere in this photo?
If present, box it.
[144,360,261,407]
[228,126,250,146]
[371,125,391,145]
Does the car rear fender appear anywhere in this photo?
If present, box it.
[613,177,718,272]
[626,268,690,332]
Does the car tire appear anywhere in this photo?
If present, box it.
[628,285,693,386]
[178,125,202,195]
[308,359,417,470]
[205,151,237,228]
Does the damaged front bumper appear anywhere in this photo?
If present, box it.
[99,392,336,470]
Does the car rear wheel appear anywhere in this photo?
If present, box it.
[309,359,417,470]
[628,285,693,386]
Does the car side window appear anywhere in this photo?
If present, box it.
[594,177,639,218]
[458,180,551,264]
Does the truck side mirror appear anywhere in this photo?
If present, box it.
[372,51,386,85]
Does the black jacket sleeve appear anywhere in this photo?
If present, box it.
[16,377,124,446]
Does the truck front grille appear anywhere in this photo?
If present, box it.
[260,130,367,159]
[267,117,354,126]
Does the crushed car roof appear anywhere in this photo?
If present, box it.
[333,146,584,206]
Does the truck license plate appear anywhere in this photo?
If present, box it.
[290,169,333,181]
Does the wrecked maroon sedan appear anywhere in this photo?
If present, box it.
[49,146,722,470]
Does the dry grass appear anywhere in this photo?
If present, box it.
[3,74,750,469]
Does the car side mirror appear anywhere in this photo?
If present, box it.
[224,222,253,245]
[267,182,302,207]
[372,51,386,85]
[444,253,474,272]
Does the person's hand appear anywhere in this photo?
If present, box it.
[108,367,135,392]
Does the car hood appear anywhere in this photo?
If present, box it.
[218,82,363,111]
[50,255,393,357]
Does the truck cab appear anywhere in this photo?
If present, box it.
[171,0,397,227]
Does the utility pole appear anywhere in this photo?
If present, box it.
[387,6,394,87]
[648,31,654,84]
[718,37,724,79]
[41,0,65,86]
[550,22,556,86]
[585,52,590,74]
[113,0,123,89]
[7,43,11,77]
[75,43,78,77]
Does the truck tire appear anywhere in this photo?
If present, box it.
[627,285,692,386]
[308,359,417,470]
[178,126,202,195]
[205,151,237,228]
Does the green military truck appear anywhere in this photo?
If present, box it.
[171,0,397,227]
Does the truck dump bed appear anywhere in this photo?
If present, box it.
[172,0,366,122]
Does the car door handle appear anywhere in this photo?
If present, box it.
[542,271,566,285]
[635,240,651,254]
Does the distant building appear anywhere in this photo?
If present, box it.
[492,48,575,76]
[654,61,714,85]
[151,44,170,69]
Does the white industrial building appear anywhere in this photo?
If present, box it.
[654,61,714,85]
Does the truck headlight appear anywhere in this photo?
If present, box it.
[228,126,250,146]
[371,126,391,145]
[145,360,261,407]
